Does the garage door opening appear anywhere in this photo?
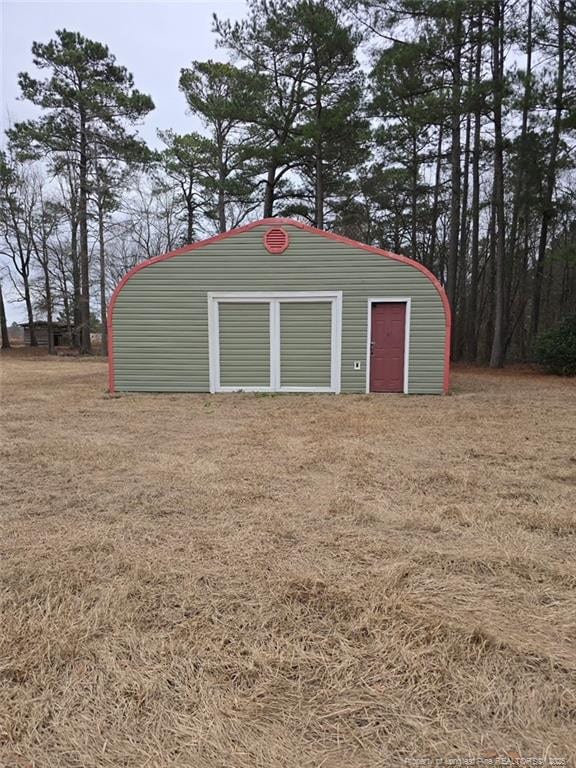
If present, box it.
[208,292,342,393]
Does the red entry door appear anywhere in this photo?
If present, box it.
[369,302,406,393]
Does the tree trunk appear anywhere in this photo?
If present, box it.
[314,57,324,230]
[65,167,81,349]
[459,115,472,259]
[43,260,54,355]
[186,194,195,243]
[519,225,530,359]
[506,0,533,353]
[467,11,483,362]
[315,139,324,229]
[489,0,506,369]
[217,181,226,233]
[507,0,532,271]
[216,130,227,234]
[60,264,73,345]
[71,216,81,349]
[78,109,92,354]
[456,95,472,359]
[428,121,444,272]
[0,281,10,350]
[531,0,565,339]
[484,203,497,363]
[98,199,108,356]
[446,5,462,319]
[410,132,418,260]
[393,214,401,254]
[23,279,37,346]
[36,216,55,356]
[439,218,448,287]
[263,164,276,218]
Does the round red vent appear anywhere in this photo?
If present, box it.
[264,227,289,254]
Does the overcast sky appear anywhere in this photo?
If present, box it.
[1,0,247,323]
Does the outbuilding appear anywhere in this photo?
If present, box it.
[108,219,451,395]
[20,321,71,348]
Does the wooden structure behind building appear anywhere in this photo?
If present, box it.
[20,322,72,348]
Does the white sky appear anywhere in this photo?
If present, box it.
[1,0,247,322]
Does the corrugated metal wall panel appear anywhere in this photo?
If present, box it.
[218,302,270,387]
[280,302,332,388]
[112,224,447,393]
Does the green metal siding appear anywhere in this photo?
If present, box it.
[112,224,446,394]
[280,302,331,388]
[219,303,270,387]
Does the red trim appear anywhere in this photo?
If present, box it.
[107,218,451,394]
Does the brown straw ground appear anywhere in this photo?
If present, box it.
[1,350,575,767]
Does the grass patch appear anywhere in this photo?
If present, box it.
[1,354,575,766]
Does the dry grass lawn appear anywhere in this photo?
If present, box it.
[1,350,575,767]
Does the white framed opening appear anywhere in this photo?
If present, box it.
[208,291,342,394]
[365,298,411,394]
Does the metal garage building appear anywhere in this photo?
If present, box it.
[107,219,451,395]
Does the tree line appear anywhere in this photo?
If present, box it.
[1,0,575,366]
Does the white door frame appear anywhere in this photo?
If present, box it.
[365,298,411,394]
[208,291,342,394]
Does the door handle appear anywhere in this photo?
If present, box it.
[370,340,375,355]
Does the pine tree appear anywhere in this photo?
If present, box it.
[156,130,212,243]
[179,61,263,233]
[214,0,310,218]
[291,0,367,228]
[9,30,154,353]
[531,0,568,339]
[489,0,507,368]
[369,36,445,262]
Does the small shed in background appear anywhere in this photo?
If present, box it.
[8,324,24,343]
[20,322,71,348]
